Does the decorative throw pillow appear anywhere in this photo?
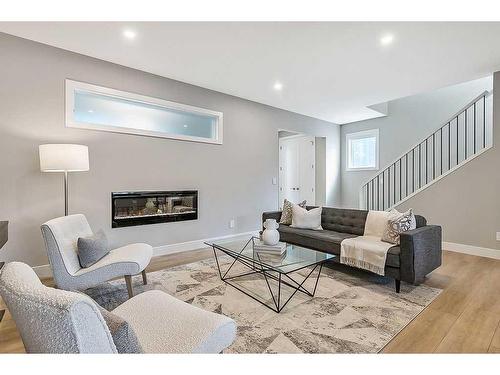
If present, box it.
[364,210,392,239]
[382,209,417,245]
[97,305,143,354]
[77,229,110,268]
[290,204,323,230]
[280,199,306,225]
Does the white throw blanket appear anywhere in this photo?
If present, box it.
[340,235,393,276]
[340,210,394,276]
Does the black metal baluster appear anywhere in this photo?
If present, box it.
[392,163,396,204]
[440,128,443,175]
[432,132,435,180]
[483,96,486,148]
[425,138,428,184]
[387,166,390,209]
[399,159,402,202]
[412,148,415,193]
[418,143,422,189]
[405,153,408,198]
[366,184,369,210]
[377,175,380,210]
[371,180,374,211]
[473,102,476,154]
[448,122,451,171]
[465,109,468,159]
[382,171,385,210]
[456,117,459,165]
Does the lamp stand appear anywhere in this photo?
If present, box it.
[64,171,68,216]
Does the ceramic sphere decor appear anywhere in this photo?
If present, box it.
[262,219,280,245]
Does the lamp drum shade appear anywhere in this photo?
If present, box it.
[39,144,89,172]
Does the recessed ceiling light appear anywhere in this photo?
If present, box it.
[87,109,94,113]
[273,82,283,91]
[123,29,137,40]
[183,124,188,128]
[380,34,394,46]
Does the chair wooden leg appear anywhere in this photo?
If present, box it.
[142,270,148,285]
[125,275,133,298]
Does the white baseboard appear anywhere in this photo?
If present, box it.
[443,241,500,260]
[31,230,260,279]
[152,230,259,257]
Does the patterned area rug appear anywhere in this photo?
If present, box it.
[85,256,441,353]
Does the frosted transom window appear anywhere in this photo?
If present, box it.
[66,80,223,144]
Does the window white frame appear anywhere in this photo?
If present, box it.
[346,129,379,171]
[65,79,223,144]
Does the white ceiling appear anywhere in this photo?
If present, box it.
[2,22,500,124]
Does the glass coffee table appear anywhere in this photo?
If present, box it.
[205,237,334,313]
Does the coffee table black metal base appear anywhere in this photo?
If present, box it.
[211,246,326,313]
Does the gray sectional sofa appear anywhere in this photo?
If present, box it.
[262,206,442,292]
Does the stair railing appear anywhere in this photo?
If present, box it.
[360,91,491,211]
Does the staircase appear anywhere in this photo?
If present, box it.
[360,91,492,211]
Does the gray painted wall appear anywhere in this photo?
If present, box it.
[340,76,493,209]
[0,33,341,267]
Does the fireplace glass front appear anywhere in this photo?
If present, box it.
[112,190,198,228]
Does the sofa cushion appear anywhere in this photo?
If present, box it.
[317,207,368,235]
[278,225,400,267]
[278,225,357,255]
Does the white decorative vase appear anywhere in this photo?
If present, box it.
[262,219,280,246]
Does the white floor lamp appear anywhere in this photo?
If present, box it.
[39,144,89,216]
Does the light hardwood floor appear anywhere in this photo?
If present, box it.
[1,249,499,353]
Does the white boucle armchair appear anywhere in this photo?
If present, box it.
[0,262,237,353]
[41,214,153,297]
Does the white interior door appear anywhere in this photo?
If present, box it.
[279,135,316,209]
[299,136,316,204]
[279,137,300,208]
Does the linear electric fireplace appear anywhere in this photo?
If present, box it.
[112,190,198,228]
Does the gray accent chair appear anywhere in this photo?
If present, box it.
[0,262,237,353]
[41,214,153,297]
[263,206,442,293]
